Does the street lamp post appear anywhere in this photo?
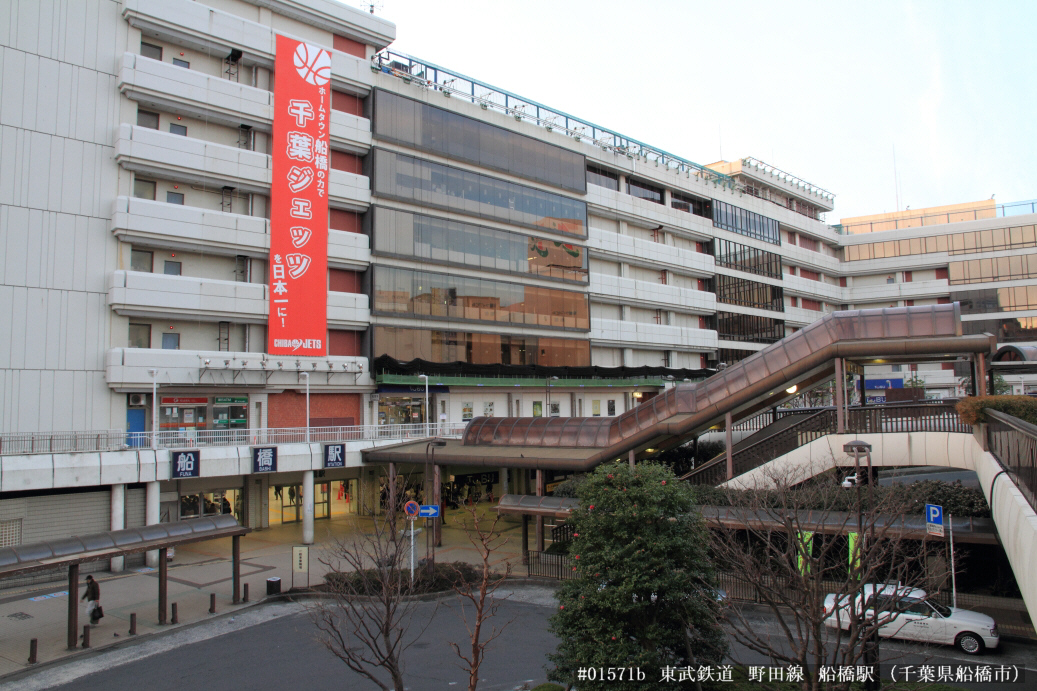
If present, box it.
[419,374,430,435]
[844,440,878,691]
[425,439,446,573]
[148,369,158,449]
[301,372,310,443]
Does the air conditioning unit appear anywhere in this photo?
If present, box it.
[128,393,147,407]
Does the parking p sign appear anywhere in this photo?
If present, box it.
[926,503,944,537]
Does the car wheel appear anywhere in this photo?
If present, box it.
[956,632,984,655]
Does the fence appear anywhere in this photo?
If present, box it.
[525,550,576,580]
[0,423,469,455]
[985,409,1037,514]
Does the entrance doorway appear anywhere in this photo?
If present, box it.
[270,483,331,524]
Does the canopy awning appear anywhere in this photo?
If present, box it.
[495,493,579,519]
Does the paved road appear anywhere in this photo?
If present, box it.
[8,587,560,691]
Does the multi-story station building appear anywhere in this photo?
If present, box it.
[1,0,1035,550]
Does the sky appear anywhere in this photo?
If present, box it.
[351,0,1037,222]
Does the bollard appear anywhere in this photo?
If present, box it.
[209,593,216,614]
[82,624,90,649]
[28,638,37,665]
[171,602,179,625]
[243,583,249,603]
[129,613,137,635]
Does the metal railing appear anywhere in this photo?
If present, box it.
[836,199,1037,235]
[685,402,967,485]
[372,50,733,187]
[0,423,468,455]
[985,409,1037,514]
[525,550,576,580]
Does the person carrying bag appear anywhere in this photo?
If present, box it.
[82,575,103,624]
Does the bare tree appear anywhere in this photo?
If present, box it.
[448,502,514,691]
[312,469,429,691]
[710,460,939,691]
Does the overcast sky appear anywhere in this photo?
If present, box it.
[354,0,1036,222]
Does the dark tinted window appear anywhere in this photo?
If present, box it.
[713,200,781,245]
[963,317,1037,343]
[627,178,663,204]
[373,326,590,366]
[372,266,589,331]
[715,312,784,343]
[137,110,159,129]
[586,165,619,191]
[715,275,784,311]
[671,190,711,218]
[372,149,586,237]
[714,239,782,279]
[373,89,586,193]
[140,42,162,61]
[372,207,587,283]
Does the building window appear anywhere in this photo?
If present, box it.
[711,200,780,245]
[626,178,664,205]
[161,332,180,349]
[371,207,588,284]
[137,109,159,130]
[169,124,187,136]
[801,298,822,311]
[172,58,189,69]
[128,323,151,349]
[715,275,784,312]
[140,42,162,61]
[586,165,619,191]
[372,89,587,194]
[671,190,711,218]
[715,312,785,344]
[372,326,590,367]
[166,191,184,205]
[886,275,895,284]
[607,400,616,416]
[130,249,153,272]
[713,238,782,279]
[164,261,181,275]
[371,148,587,237]
[133,179,156,200]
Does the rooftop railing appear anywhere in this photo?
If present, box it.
[372,50,734,187]
[0,423,468,455]
[835,199,1037,235]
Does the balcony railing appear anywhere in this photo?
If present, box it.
[835,199,1037,235]
[525,550,576,580]
[0,423,468,455]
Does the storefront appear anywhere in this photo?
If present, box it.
[376,385,450,426]
[159,396,249,440]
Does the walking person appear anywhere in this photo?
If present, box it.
[81,575,103,625]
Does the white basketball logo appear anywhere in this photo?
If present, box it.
[293,43,331,86]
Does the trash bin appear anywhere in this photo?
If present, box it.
[266,577,281,595]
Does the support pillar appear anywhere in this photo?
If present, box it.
[535,469,545,552]
[725,411,734,481]
[976,353,988,397]
[500,467,508,495]
[158,548,167,624]
[145,481,160,567]
[110,484,125,572]
[433,465,442,547]
[388,462,396,519]
[67,564,79,650]
[859,373,867,406]
[232,534,241,604]
[970,359,979,397]
[521,515,530,564]
[302,470,314,545]
[835,357,845,434]
[628,449,635,469]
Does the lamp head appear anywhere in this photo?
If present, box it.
[430,439,447,448]
[843,440,873,454]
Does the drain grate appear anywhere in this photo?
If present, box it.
[8,612,33,620]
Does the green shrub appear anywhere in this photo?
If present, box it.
[324,560,483,595]
[956,395,1037,425]
[551,474,588,498]
[530,685,565,691]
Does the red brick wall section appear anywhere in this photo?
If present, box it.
[329,329,363,356]
[331,150,362,174]
[330,208,362,233]
[267,391,362,427]
[329,269,362,293]
[332,90,363,116]
[333,34,366,58]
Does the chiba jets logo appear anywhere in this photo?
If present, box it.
[289,227,311,248]
[293,43,331,86]
[285,253,311,279]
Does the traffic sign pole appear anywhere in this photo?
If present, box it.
[410,516,415,586]
[949,513,957,608]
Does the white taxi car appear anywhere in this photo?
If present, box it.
[824,585,999,654]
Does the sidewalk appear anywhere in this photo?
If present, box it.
[0,503,528,678]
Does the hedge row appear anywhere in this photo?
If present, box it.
[956,395,1037,425]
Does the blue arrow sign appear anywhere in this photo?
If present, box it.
[418,505,440,518]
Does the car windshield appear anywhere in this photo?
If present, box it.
[930,601,952,617]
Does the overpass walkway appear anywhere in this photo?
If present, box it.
[364,304,994,471]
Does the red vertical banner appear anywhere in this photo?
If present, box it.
[269,35,331,356]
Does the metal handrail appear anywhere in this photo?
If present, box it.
[372,50,733,186]
[0,423,469,455]
[984,409,1037,514]
[835,199,1037,235]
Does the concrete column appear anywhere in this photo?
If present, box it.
[110,484,125,572]
[500,467,509,496]
[976,353,988,397]
[725,412,734,481]
[302,470,315,545]
[145,481,160,567]
[835,357,845,434]
[535,469,545,552]
[628,449,635,469]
